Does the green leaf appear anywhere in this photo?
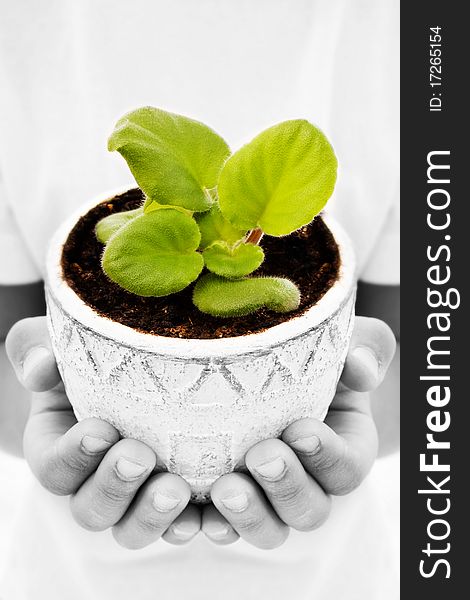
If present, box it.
[203,242,264,278]
[143,198,193,217]
[193,274,300,317]
[195,204,246,249]
[102,209,204,297]
[218,119,337,236]
[95,208,144,244]
[108,107,231,212]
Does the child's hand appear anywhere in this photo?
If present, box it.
[201,317,396,549]
[6,315,395,551]
[6,317,199,548]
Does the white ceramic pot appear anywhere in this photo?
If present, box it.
[45,189,356,501]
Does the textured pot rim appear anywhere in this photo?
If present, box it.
[46,187,356,359]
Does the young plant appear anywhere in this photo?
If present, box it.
[96,106,337,317]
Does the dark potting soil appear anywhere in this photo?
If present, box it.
[61,189,340,339]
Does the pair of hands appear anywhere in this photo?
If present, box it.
[6,316,395,550]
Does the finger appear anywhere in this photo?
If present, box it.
[112,473,191,549]
[282,400,378,496]
[70,439,156,532]
[24,388,120,495]
[245,439,331,532]
[5,316,61,392]
[201,504,239,545]
[341,316,396,392]
[162,503,201,545]
[211,473,289,549]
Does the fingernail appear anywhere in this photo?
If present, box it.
[152,490,181,512]
[289,435,321,455]
[172,523,197,541]
[352,347,379,382]
[220,492,249,512]
[115,458,148,481]
[22,346,51,382]
[205,524,232,541]
[253,457,286,481]
[81,435,113,455]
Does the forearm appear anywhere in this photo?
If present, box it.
[0,341,30,457]
[355,281,400,457]
[0,282,45,457]
[371,342,400,457]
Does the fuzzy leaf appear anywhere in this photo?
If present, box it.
[108,107,231,212]
[102,209,203,296]
[193,274,300,317]
[196,204,246,249]
[203,242,264,278]
[218,119,337,236]
[143,199,193,217]
[95,207,144,244]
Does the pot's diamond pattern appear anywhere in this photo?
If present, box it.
[189,366,240,407]
[47,288,355,501]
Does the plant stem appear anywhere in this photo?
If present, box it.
[245,227,264,245]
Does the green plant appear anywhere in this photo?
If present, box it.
[96,107,337,317]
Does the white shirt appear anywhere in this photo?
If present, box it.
[0,1,399,598]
